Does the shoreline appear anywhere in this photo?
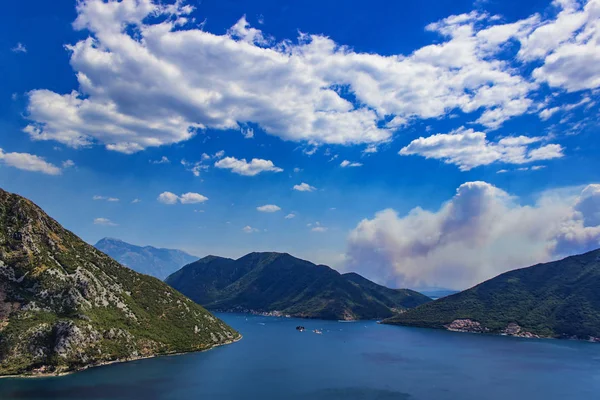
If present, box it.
[0,334,242,380]
[383,321,600,344]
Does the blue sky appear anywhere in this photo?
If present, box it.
[1,0,600,290]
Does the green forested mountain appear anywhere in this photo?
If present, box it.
[384,249,600,339]
[165,252,431,320]
[95,237,198,280]
[0,188,239,376]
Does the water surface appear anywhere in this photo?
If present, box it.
[1,313,599,399]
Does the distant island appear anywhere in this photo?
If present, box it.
[0,188,239,377]
[164,252,431,320]
[384,248,600,341]
[95,237,198,280]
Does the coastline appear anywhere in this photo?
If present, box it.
[383,321,600,344]
[0,334,242,379]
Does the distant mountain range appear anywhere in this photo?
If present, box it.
[0,188,239,376]
[417,289,460,300]
[165,252,431,320]
[95,238,198,280]
[384,249,600,340]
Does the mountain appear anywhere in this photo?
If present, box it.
[384,249,600,340]
[165,252,431,320]
[0,188,239,376]
[417,289,460,300]
[94,238,197,280]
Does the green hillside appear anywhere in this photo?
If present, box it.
[0,188,239,376]
[166,252,430,320]
[384,249,600,339]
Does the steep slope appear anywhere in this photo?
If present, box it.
[94,238,197,280]
[384,249,600,339]
[0,188,239,376]
[166,252,431,320]
[343,273,431,310]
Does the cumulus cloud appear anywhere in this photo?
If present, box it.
[285,213,296,219]
[346,181,600,290]
[158,191,208,204]
[215,157,283,176]
[0,148,61,175]
[94,217,117,226]
[312,226,328,232]
[257,204,281,212]
[293,182,316,192]
[521,0,600,92]
[24,0,596,153]
[399,128,564,171]
[340,160,363,168]
[62,159,75,168]
[180,192,209,204]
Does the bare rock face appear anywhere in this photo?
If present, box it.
[0,188,240,376]
[502,323,540,338]
[445,319,489,333]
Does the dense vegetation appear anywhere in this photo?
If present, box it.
[95,237,198,280]
[0,188,239,376]
[165,252,431,320]
[384,249,600,339]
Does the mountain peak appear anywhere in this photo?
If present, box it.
[166,250,431,320]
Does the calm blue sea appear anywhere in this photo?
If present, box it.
[1,313,600,399]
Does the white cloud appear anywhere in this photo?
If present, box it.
[11,43,27,53]
[312,226,328,232]
[520,0,600,92]
[293,167,303,173]
[340,160,363,168]
[151,156,170,164]
[215,157,283,176]
[243,225,260,233]
[363,145,378,154]
[93,195,119,202]
[285,213,296,219]
[293,182,316,192]
[257,204,281,212]
[539,106,561,120]
[158,191,208,204]
[0,148,61,175]
[241,127,254,139]
[181,159,208,177]
[346,181,600,289]
[180,192,209,204]
[399,128,564,171]
[23,0,577,153]
[94,217,117,226]
[131,198,141,203]
[62,159,75,168]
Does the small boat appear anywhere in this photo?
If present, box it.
[296,326,305,332]
[313,329,322,335]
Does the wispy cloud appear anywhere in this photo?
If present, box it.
[94,217,117,226]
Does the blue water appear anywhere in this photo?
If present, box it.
[1,313,600,399]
